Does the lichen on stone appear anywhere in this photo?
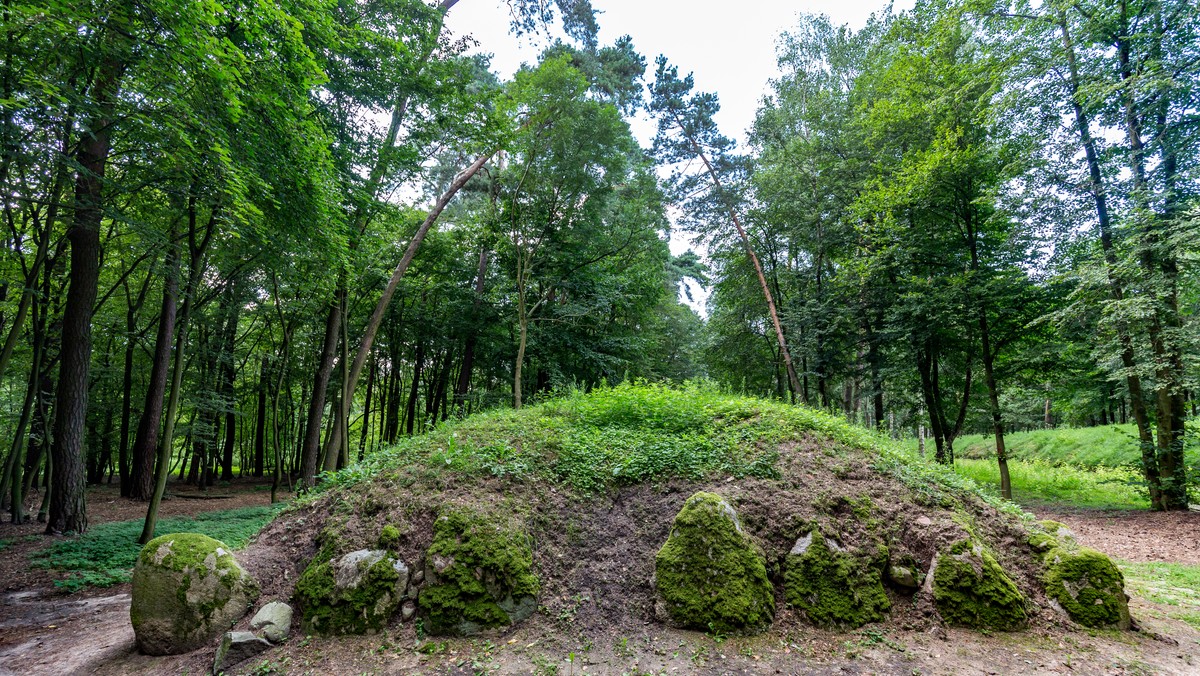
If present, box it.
[130,533,258,655]
[417,508,540,636]
[932,539,1027,631]
[293,548,409,635]
[653,491,774,635]
[784,530,890,628]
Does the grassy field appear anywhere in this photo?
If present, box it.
[953,457,1149,510]
[952,424,1143,467]
[30,504,284,591]
[1121,561,1200,630]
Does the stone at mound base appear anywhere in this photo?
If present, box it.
[130,533,258,656]
[213,631,272,672]
[294,549,410,635]
[418,509,540,636]
[653,492,774,635]
[1044,547,1130,629]
[784,531,890,628]
[250,601,293,643]
[932,539,1027,631]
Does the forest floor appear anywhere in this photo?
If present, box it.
[0,479,289,676]
[0,490,1196,674]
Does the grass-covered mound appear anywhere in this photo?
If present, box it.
[247,383,1120,643]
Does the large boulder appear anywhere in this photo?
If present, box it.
[784,531,890,628]
[294,549,410,635]
[418,509,540,636]
[1029,521,1130,629]
[130,533,258,655]
[931,539,1027,631]
[653,492,774,635]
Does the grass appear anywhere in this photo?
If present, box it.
[1120,561,1200,630]
[30,504,283,591]
[953,425,1145,468]
[309,380,1027,521]
[953,457,1150,510]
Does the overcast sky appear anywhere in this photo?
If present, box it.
[446,1,913,145]
[444,1,915,310]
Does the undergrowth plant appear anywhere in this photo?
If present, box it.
[31,504,283,591]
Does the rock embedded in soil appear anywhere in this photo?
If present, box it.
[653,491,774,635]
[784,530,890,628]
[130,532,259,656]
[250,601,293,643]
[932,539,1027,631]
[418,508,540,636]
[293,549,410,635]
[213,631,272,672]
[1030,521,1130,630]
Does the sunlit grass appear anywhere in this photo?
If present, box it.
[1121,561,1200,630]
[952,457,1149,510]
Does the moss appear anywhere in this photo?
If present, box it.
[1043,547,1130,629]
[378,524,401,550]
[933,539,1027,631]
[131,533,257,655]
[653,492,774,635]
[294,550,406,635]
[783,531,890,628]
[418,508,540,636]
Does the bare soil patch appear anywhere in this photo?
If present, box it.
[1034,506,1200,565]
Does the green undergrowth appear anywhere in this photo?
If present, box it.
[953,425,1144,468]
[953,458,1149,510]
[306,382,1027,522]
[1120,561,1200,630]
[31,504,283,591]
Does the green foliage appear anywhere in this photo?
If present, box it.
[783,532,890,629]
[932,539,1028,631]
[952,458,1148,510]
[653,492,774,634]
[31,506,281,590]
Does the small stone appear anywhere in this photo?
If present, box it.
[213,631,271,672]
[915,516,933,527]
[889,565,919,590]
[412,569,425,585]
[401,600,416,620]
[250,601,293,643]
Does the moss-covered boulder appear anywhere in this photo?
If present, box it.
[1043,547,1130,629]
[932,539,1027,631]
[784,531,890,628]
[653,492,774,635]
[294,549,410,635]
[1028,520,1077,554]
[418,509,540,636]
[130,533,258,655]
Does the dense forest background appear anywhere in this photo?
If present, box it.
[0,0,1195,534]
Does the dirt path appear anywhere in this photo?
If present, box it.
[0,480,288,675]
[1035,506,1200,565]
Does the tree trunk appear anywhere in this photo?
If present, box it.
[253,358,267,477]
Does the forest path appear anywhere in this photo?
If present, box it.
[0,480,283,675]
[1034,505,1200,565]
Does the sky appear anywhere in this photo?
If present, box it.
[443,1,915,310]
[445,1,913,145]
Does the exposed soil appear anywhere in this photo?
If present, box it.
[1034,506,1200,565]
[2,457,1199,675]
[0,479,290,675]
